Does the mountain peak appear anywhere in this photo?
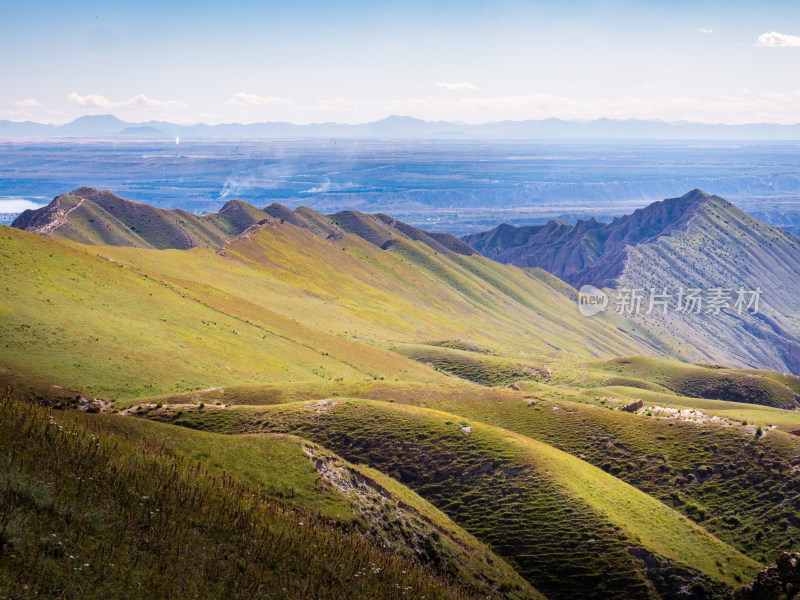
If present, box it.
[219,198,249,212]
[463,190,751,286]
[684,188,710,199]
[70,187,120,200]
[67,114,126,126]
[674,188,711,205]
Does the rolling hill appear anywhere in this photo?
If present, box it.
[465,190,800,374]
[0,192,655,399]
[7,187,800,598]
[2,389,522,600]
[138,397,761,599]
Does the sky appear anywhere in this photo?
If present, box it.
[2,0,800,125]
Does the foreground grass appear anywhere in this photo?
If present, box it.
[0,391,489,600]
[143,398,759,599]
[85,413,539,600]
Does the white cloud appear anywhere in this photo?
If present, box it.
[125,94,188,110]
[67,92,187,110]
[225,92,292,107]
[301,97,363,112]
[0,198,46,212]
[14,98,42,108]
[435,81,478,91]
[756,32,800,47]
[699,28,714,34]
[68,92,113,107]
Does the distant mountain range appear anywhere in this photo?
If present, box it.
[3,114,800,139]
[465,190,800,373]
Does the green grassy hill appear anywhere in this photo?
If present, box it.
[141,398,760,599]
[137,372,800,568]
[596,356,799,409]
[1,390,502,600]
[85,406,539,599]
[0,202,658,399]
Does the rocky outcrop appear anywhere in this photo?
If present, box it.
[462,189,709,285]
[736,552,800,600]
[621,400,644,413]
[628,547,732,599]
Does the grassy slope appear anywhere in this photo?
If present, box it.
[0,392,484,600]
[595,356,798,408]
[96,215,651,358]
[0,210,664,400]
[395,344,551,386]
[586,385,800,431]
[0,226,443,399]
[142,398,759,599]
[84,412,539,600]
[372,387,800,565]
[143,377,800,566]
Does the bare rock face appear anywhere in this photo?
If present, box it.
[621,399,644,413]
[462,189,710,285]
[628,547,731,599]
[736,553,800,600]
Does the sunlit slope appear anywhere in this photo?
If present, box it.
[595,356,799,409]
[92,210,653,360]
[143,399,760,599]
[88,413,541,600]
[139,375,800,567]
[0,226,441,399]
[313,382,800,566]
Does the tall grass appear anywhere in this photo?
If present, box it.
[0,389,476,599]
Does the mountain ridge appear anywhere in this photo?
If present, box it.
[464,189,712,285]
[465,190,800,373]
[13,188,480,257]
[4,114,800,139]
[11,188,271,250]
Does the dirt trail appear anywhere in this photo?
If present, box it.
[34,197,84,236]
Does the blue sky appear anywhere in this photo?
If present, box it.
[2,0,800,124]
